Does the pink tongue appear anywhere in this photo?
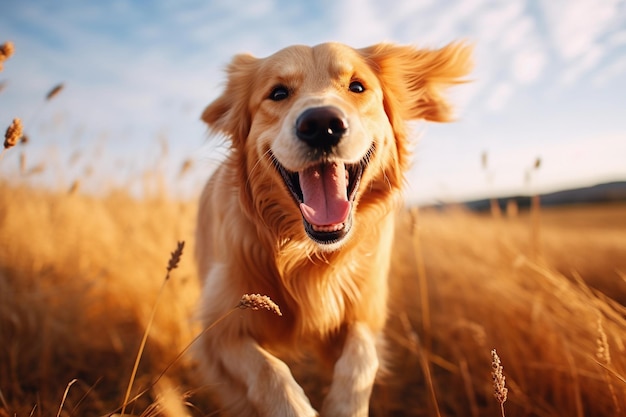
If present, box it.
[299,163,351,226]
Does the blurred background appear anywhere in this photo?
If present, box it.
[2,0,625,205]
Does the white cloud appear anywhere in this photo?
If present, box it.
[333,0,391,46]
[419,0,489,44]
[540,0,620,59]
[593,55,626,86]
[499,14,534,50]
[608,30,626,47]
[476,1,526,45]
[461,0,552,114]
[559,45,605,85]
[512,47,547,84]
[485,82,515,112]
[538,0,625,86]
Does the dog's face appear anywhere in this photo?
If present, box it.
[250,44,392,247]
[203,42,471,250]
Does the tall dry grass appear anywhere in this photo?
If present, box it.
[0,177,625,416]
[383,204,626,416]
[0,182,200,416]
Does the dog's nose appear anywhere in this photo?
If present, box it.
[296,106,348,149]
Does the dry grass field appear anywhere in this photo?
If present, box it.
[0,177,625,417]
[3,36,626,417]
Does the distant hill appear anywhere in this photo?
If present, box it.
[462,181,626,212]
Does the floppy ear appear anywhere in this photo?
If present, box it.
[361,42,473,123]
[201,53,259,144]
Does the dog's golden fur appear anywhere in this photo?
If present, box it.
[195,42,471,416]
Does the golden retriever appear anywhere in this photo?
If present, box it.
[195,41,471,417]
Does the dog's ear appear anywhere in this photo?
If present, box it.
[202,53,259,143]
[361,43,473,123]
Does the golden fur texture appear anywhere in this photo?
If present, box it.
[195,42,471,417]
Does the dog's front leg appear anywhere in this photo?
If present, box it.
[321,322,379,417]
[201,333,318,417]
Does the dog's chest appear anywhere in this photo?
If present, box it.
[279,258,371,338]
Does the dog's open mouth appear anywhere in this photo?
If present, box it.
[272,148,372,245]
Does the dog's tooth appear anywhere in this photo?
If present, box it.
[312,223,345,233]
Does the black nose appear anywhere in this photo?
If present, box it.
[295,106,348,149]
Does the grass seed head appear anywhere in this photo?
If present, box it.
[0,41,15,72]
[596,317,611,364]
[46,83,64,101]
[179,159,193,177]
[0,41,14,59]
[491,349,508,405]
[68,180,81,195]
[166,241,185,276]
[4,118,23,149]
[238,294,282,316]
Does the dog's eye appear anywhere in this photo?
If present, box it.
[269,86,289,101]
[349,81,365,93]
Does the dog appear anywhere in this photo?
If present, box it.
[195,41,471,417]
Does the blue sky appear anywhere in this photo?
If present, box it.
[1,0,625,204]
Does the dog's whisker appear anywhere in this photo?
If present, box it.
[382,168,393,192]
[245,148,273,191]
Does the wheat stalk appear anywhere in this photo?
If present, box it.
[68,180,81,195]
[156,293,282,381]
[1,118,23,160]
[117,245,282,415]
[0,41,14,59]
[56,379,78,417]
[525,156,543,259]
[0,387,9,411]
[165,241,185,280]
[46,83,64,101]
[491,349,508,417]
[409,208,442,417]
[3,117,22,150]
[596,317,620,413]
[0,41,15,71]
[481,151,502,219]
[238,293,282,316]
[596,317,611,364]
[178,159,193,178]
[120,241,185,415]
[115,293,282,415]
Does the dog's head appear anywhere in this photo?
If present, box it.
[203,42,471,250]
